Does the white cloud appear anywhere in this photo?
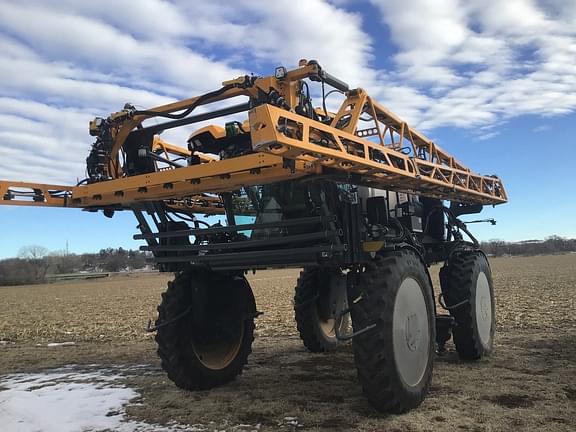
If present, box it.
[0,0,244,184]
[532,124,550,132]
[169,0,377,87]
[0,0,380,184]
[0,3,242,94]
[369,0,576,129]
[0,0,574,186]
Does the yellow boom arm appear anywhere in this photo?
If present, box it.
[0,60,507,213]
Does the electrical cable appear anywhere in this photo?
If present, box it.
[321,79,328,118]
[301,81,310,99]
[325,89,344,98]
[299,81,315,119]
[133,85,234,120]
[168,210,211,227]
[321,87,345,120]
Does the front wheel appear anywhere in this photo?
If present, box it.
[294,268,349,352]
[155,270,256,390]
[351,250,435,413]
[440,251,495,360]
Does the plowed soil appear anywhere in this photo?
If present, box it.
[1,254,575,431]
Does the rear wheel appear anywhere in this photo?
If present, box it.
[440,251,495,360]
[294,268,349,352]
[155,270,256,390]
[351,250,435,413]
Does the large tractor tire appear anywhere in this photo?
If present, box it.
[351,250,435,413]
[155,270,256,390]
[294,268,349,352]
[440,251,495,360]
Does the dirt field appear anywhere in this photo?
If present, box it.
[1,255,575,431]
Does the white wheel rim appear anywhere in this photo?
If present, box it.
[392,277,430,387]
[475,271,492,346]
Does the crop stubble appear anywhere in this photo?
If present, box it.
[0,254,575,431]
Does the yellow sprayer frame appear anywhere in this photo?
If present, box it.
[0,61,507,212]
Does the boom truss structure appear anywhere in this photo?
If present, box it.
[0,60,506,213]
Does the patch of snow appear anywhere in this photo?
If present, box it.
[231,424,261,431]
[0,365,192,432]
[46,342,76,347]
[281,416,303,428]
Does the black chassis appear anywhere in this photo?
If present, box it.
[131,179,482,274]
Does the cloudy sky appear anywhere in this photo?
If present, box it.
[0,0,575,256]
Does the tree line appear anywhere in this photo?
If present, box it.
[1,235,574,286]
[0,246,151,286]
[480,235,576,257]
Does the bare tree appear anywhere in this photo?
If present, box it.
[47,250,82,274]
[17,245,49,282]
[482,239,507,256]
[18,245,48,260]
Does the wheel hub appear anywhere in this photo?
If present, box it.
[404,313,421,352]
[475,271,492,346]
[317,273,349,338]
[392,277,430,387]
